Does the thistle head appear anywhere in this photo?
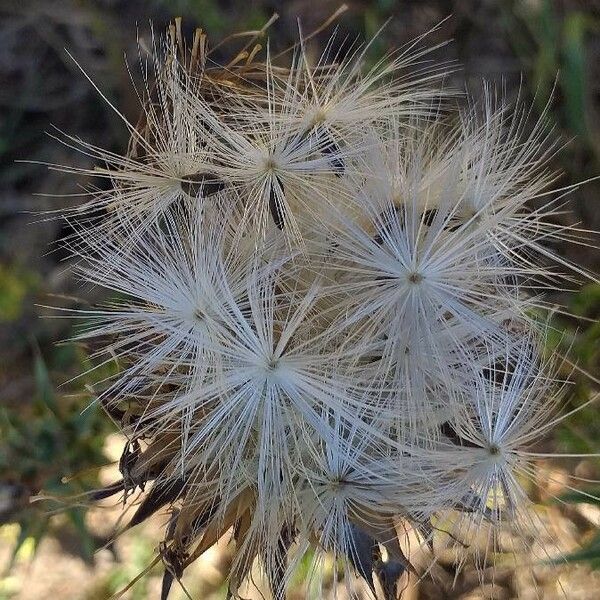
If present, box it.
[53,14,599,600]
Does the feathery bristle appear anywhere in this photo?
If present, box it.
[48,15,599,600]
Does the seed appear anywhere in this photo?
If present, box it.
[180,172,225,198]
[269,176,285,230]
[321,134,345,175]
[421,209,437,226]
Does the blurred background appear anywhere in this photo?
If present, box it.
[0,1,599,598]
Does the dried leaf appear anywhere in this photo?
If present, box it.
[160,569,174,600]
[89,480,125,501]
[129,478,185,528]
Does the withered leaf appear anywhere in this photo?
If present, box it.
[130,478,186,528]
[160,569,174,600]
[89,480,125,501]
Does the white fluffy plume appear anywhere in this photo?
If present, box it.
[52,16,598,600]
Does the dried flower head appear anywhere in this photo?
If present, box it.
[50,12,599,600]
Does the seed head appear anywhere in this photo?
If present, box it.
[53,16,598,600]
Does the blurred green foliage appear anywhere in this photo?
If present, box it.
[0,348,112,569]
[502,0,600,159]
[559,486,600,570]
[544,284,600,456]
[86,535,159,600]
[497,5,600,572]
[152,0,269,36]
[542,283,600,568]
[0,265,38,322]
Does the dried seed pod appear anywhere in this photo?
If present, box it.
[57,11,596,600]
